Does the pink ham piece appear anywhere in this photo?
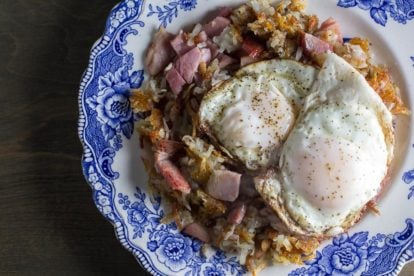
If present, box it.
[166,67,186,95]
[202,16,231,37]
[174,47,201,83]
[227,202,246,225]
[217,6,233,17]
[156,139,183,156]
[206,40,220,59]
[241,37,265,58]
[240,55,260,67]
[170,32,194,55]
[154,140,191,194]
[218,53,236,68]
[206,170,241,202]
[317,17,343,44]
[196,31,208,43]
[183,223,210,243]
[200,48,212,63]
[301,33,332,56]
[155,160,191,194]
[145,28,176,76]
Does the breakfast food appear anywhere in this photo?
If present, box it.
[131,0,408,274]
[255,52,395,237]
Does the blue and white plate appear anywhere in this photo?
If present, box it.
[78,0,414,274]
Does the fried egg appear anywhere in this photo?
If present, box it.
[255,52,394,236]
[198,59,318,170]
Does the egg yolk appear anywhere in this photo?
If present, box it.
[219,83,295,154]
[285,136,380,213]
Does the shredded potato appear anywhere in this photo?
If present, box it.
[182,135,225,183]
[367,65,409,115]
[130,89,153,113]
[136,108,165,143]
[349,37,370,53]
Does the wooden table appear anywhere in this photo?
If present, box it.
[0,1,412,275]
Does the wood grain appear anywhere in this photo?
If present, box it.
[0,0,412,275]
[0,0,147,275]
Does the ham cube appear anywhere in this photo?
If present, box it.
[183,223,210,243]
[317,17,343,44]
[227,202,246,225]
[217,6,233,17]
[166,67,186,95]
[206,170,241,202]
[218,53,237,68]
[154,140,190,194]
[301,33,332,56]
[202,16,231,37]
[145,28,176,76]
[241,37,265,58]
[174,47,201,83]
[170,32,194,55]
[200,48,212,63]
[155,158,191,194]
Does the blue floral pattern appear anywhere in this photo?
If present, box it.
[204,266,226,276]
[155,234,195,271]
[86,63,143,150]
[337,0,414,26]
[403,144,414,199]
[118,187,246,275]
[290,220,414,275]
[107,0,143,34]
[147,0,198,27]
[78,0,414,275]
[403,169,414,199]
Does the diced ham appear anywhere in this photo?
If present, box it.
[166,67,186,95]
[183,222,210,243]
[241,37,265,58]
[240,55,260,67]
[317,17,343,44]
[319,17,340,33]
[145,28,175,76]
[227,202,246,225]
[206,170,241,202]
[154,140,190,194]
[170,32,194,55]
[206,40,220,58]
[218,53,237,68]
[155,139,183,157]
[301,33,332,56]
[174,47,201,83]
[200,48,212,63]
[217,6,233,17]
[155,159,191,194]
[202,16,231,37]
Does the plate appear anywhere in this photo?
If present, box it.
[78,0,414,274]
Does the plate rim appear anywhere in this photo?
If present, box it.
[77,0,414,275]
[77,1,166,275]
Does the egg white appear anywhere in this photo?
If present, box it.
[271,52,394,235]
[199,59,318,170]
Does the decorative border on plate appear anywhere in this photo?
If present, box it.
[78,0,414,275]
[78,1,166,275]
[290,219,414,275]
[337,0,414,26]
[147,0,198,27]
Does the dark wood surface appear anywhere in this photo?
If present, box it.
[0,0,147,275]
[0,0,412,275]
